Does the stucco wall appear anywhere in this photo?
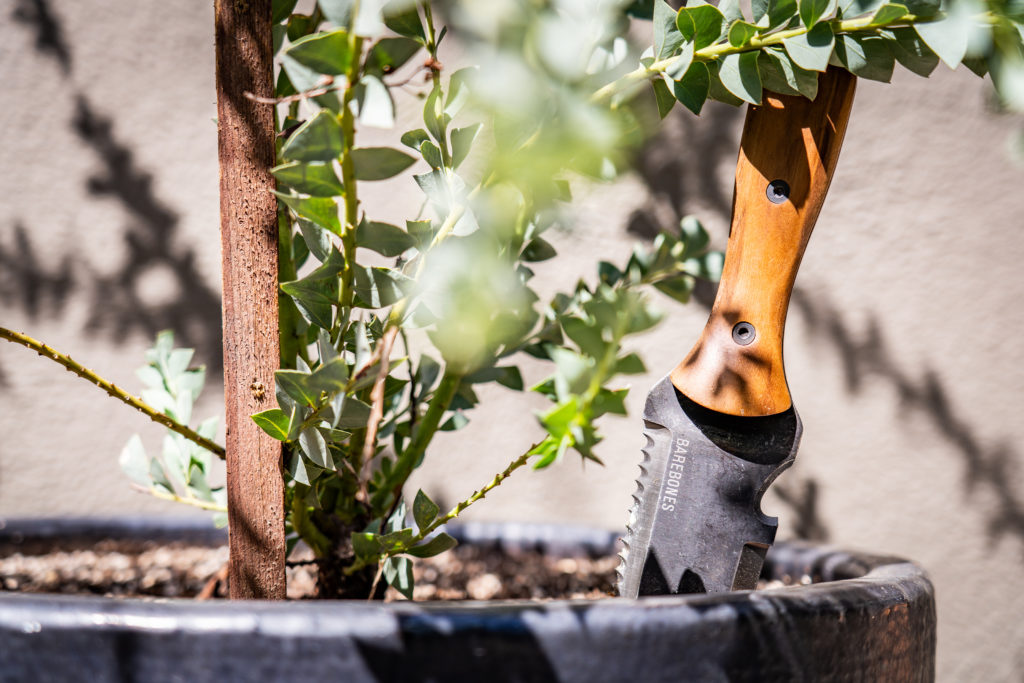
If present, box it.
[2,2,1022,679]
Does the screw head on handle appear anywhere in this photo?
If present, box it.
[766,180,789,204]
[732,322,756,346]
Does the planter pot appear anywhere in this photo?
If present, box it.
[0,517,935,682]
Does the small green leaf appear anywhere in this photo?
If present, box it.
[281,270,339,329]
[615,352,646,375]
[251,409,291,441]
[665,42,695,79]
[886,27,939,77]
[423,84,446,142]
[384,4,425,40]
[655,0,686,59]
[759,47,819,99]
[548,347,592,397]
[653,275,695,303]
[758,0,798,30]
[653,77,676,119]
[401,129,431,152]
[991,50,1024,111]
[320,0,385,37]
[451,123,481,169]
[464,365,524,390]
[366,37,422,74]
[299,426,330,468]
[149,458,173,494]
[352,532,382,561]
[120,435,151,487]
[719,51,762,104]
[284,29,352,75]
[273,192,342,235]
[351,147,417,180]
[799,0,837,27]
[677,2,726,50]
[356,220,416,256]
[706,61,745,106]
[413,489,440,529]
[358,74,395,128]
[273,0,300,24]
[673,61,711,115]
[901,0,939,16]
[914,8,971,69]
[783,21,835,72]
[280,52,342,113]
[841,0,884,14]
[728,20,759,47]
[592,387,629,417]
[407,219,435,246]
[282,111,344,162]
[383,556,414,599]
[351,266,413,308]
[522,237,557,262]
[276,370,318,407]
[871,2,908,23]
[309,357,350,396]
[406,532,457,558]
[419,140,443,168]
[835,34,894,82]
[562,317,607,358]
[335,397,373,429]
[271,161,345,197]
[298,218,332,262]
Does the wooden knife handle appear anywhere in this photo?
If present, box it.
[671,67,857,417]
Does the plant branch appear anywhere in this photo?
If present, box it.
[143,486,227,512]
[591,12,956,104]
[348,445,537,575]
[339,35,366,314]
[0,326,226,458]
[417,447,534,543]
[359,325,400,490]
[372,370,462,511]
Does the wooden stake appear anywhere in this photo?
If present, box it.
[214,0,286,599]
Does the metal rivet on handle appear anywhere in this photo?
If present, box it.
[732,322,756,346]
[766,180,789,204]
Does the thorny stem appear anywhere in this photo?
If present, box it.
[0,326,226,459]
[591,12,958,104]
[348,446,537,575]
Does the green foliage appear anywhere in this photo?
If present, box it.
[626,0,1024,113]
[119,331,226,524]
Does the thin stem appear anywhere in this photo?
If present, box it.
[338,37,365,314]
[416,448,534,542]
[348,446,537,575]
[0,326,225,459]
[146,487,228,512]
[372,370,462,511]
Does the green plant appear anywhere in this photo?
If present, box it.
[4,0,1021,600]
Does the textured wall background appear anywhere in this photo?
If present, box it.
[1,2,1022,679]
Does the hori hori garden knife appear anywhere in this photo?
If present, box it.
[618,68,858,598]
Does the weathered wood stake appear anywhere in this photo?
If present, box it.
[213,0,286,599]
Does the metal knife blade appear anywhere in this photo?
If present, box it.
[617,376,799,597]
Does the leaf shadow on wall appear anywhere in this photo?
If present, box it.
[791,288,1024,552]
[2,0,223,376]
